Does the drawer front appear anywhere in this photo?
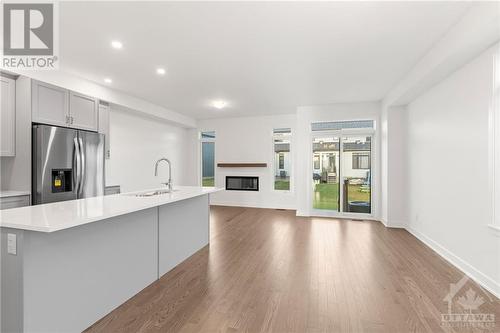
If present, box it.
[0,195,30,210]
[104,186,121,196]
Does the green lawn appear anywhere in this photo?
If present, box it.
[202,177,215,187]
[313,183,339,210]
[313,183,370,210]
[274,180,290,190]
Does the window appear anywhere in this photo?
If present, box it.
[352,153,370,169]
[278,153,285,169]
[201,131,215,139]
[273,128,291,191]
[311,120,374,131]
[313,155,320,169]
[200,131,215,187]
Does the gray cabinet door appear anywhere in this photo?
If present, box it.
[32,80,69,127]
[98,102,111,159]
[0,195,30,210]
[69,91,98,131]
[0,76,16,156]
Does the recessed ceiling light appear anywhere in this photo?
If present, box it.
[212,100,227,109]
[111,40,123,49]
[104,78,112,84]
[156,67,166,75]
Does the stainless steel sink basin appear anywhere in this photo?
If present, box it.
[126,189,178,197]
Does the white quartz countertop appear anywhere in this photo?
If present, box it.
[0,190,31,198]
[0,186,222,233]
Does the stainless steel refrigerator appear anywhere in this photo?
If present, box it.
[32,124,105,205]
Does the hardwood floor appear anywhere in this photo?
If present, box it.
[86,206,500,333]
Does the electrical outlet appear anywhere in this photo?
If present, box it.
[7,233,17,255]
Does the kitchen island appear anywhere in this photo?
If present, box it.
[0,186,221,333]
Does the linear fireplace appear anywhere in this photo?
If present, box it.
[225,176,259,191]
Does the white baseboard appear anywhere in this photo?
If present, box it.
[379,217,406,228]
[387,221,407,228]
[295,210,309,217]
[488,224,500,237]
[210,201,296,210]
[406,227,500,299]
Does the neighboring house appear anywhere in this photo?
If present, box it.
[313,141,371,181]
[274,142,291,178]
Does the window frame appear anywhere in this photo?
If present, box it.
[309,122,376,219]
[278,153,285,170]
[352,153,371,170]
[199,130,216,187]
[272,128,293,192]
[489,50,500,235]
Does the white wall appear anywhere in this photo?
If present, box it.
[105,105,192,193]
[405,43,499,296]
[380,105,408,227]
[295,102,381,217]
[383,2,500,106]
[197,115,296,209]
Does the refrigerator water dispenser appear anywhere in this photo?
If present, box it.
[51,169,73,193]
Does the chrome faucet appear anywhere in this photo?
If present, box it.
[154,158,172,191]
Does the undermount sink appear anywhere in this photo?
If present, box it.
[126,189,178,197]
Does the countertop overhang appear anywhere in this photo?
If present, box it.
[0,186,223,233]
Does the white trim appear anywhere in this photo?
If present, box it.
[308,128,376,219]
[386,221,407,228]
[491,46,500,229]
[309,208,373,220]
[296,209,309,217]
[210,201,296,211]
[406,227,500,299]
[488,224,500,237]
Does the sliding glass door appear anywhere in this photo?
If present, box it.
[311,134,372,215]
[312,136,340,211]
[341,135,371,214]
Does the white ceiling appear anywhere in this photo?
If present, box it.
[59,1,471,119]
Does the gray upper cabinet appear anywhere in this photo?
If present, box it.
[0,76,16,156]
[98,102,111,159]
[69,91,98,131]
[32,80,69,127]
[31,80,98,131]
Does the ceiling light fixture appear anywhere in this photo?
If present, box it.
[104,78,112,84]
[111,40,123,49]
[156,67,166,75]
[212,100,227,109]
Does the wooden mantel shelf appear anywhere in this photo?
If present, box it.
[217,163,267,168]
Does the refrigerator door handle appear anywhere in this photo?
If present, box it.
[78,136,85,197]
[74,137,81,194]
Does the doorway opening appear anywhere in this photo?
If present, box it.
[310,121,374,217]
